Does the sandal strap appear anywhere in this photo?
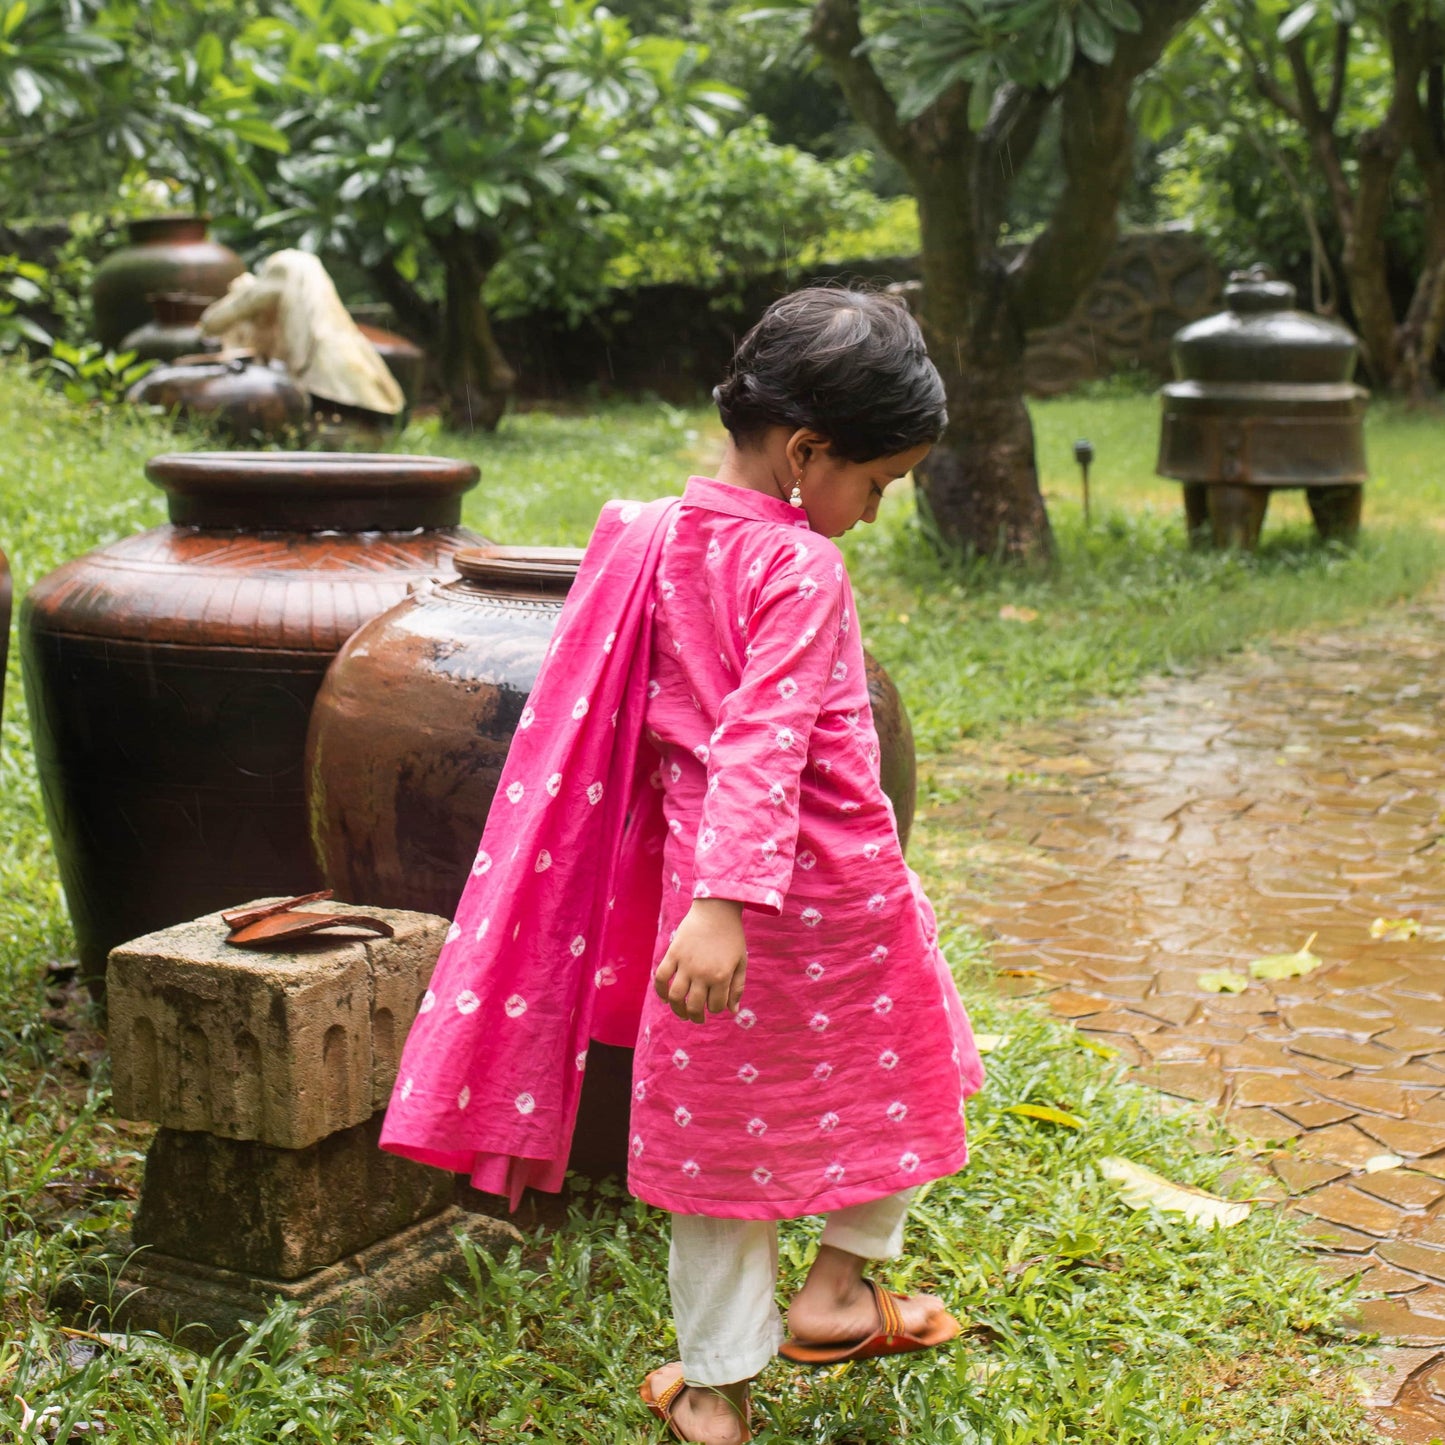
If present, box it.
[867,1278,906,1343]
[655,1375,687,1414]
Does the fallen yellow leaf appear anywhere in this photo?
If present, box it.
[974,1034,1008,1053]
[1006,1103,1085,1129]
[1249,934,1321,981]
[1198,970,1250,994]
[1370,917,1420,941]
[1100,1157,1251,1228]
[1364,1154,1406,1173]
[997,604,1040,623]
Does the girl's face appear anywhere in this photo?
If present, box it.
[790,435,933,539]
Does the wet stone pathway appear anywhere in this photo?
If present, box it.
[916,598,1445,1440]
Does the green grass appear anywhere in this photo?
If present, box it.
[0,364,1408,1441]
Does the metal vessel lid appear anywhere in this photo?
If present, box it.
[147,451,480,532]
[454,545,582,592]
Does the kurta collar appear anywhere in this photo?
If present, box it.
[683,475,813,530]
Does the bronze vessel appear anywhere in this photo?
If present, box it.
[92,216,245,352]
[127,356,311,445]
[1158,267,1368,548]
[119,293,218,364]
[306,544,918,1178]
[21,451,483,995]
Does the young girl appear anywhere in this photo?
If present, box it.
[381,287,985,1444]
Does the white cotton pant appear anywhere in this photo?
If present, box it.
[669,1189,915,1385]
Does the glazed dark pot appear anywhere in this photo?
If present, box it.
[128,357,311,445]
[92,216,245,352]
[305,545,919,1179]
[120,293,218,364]
[21,451,484,996]
[308,546,919,919]
[0,547,11,723]
[356,323,426,407]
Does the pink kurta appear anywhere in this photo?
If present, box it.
[626,478,984,1218]
[380,479,984,1221]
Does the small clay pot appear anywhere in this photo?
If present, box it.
[120,293,219,364]
[128,356,311,445]
[21,451,485,995]
[92,215,245,352]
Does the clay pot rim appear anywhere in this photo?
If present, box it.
[455,545,582,587]
[126,214,214,242]
[147,451,480,498]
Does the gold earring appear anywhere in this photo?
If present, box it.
[790,475,804,508]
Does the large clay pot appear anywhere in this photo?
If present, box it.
[21,451,484,996]
[128,357,310,445]
[356,323,426,408]
[120,293,218,364]
[92,216,245,352]
[305,545,920,1179]
[308,546,919,920]
[0,547,11,723]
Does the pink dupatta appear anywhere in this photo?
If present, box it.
[379,497,678,1204]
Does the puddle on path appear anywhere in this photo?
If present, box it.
[918,600,1445,1440]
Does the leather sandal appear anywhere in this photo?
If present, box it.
[778,1277,962,1366]
[639,1366,752,1443]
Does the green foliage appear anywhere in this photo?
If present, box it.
[1151,1,1427,296]
[0,256,52,350]
[502,115,880,308]
[249,0,736,264]
[32,337,152,404]
[0,0,287,217]
[865,0,1146,124]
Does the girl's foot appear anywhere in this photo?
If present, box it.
[641,1362,752,1445]
[786,1245,949,1345]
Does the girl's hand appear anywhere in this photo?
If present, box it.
[654,898,747,1024]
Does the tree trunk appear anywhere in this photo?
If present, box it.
[913,190,1055,562]
[437,236,515,433]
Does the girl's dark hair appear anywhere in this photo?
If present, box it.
[713,287,947,462]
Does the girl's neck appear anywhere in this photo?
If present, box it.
[712,439,792,506]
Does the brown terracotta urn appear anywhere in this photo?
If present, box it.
[127,356,311,445]
[21,451,484,996]
[305,544,919,1179]
[92,216,246,352]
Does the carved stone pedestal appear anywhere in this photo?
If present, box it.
[91,899,519,1341]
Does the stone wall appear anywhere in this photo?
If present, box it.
[495,228,1222,403]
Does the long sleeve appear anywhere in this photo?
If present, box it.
[690,557,844,913]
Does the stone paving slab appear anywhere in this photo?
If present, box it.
[918,601,1445,1438]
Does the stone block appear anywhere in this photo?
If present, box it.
[101,1207,521,1346]
[134,1112,454,1280]
[108,899,447,1149]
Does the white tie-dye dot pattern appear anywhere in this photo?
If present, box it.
[384,479,979,1226]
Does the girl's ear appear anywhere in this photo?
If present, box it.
[787,429,830,471]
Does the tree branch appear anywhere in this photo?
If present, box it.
[808,0,918,171]
[973,83,1052,246]
[1233,10,1303,123]
[1008,0,1206,329]
[1324,21,1350,126]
